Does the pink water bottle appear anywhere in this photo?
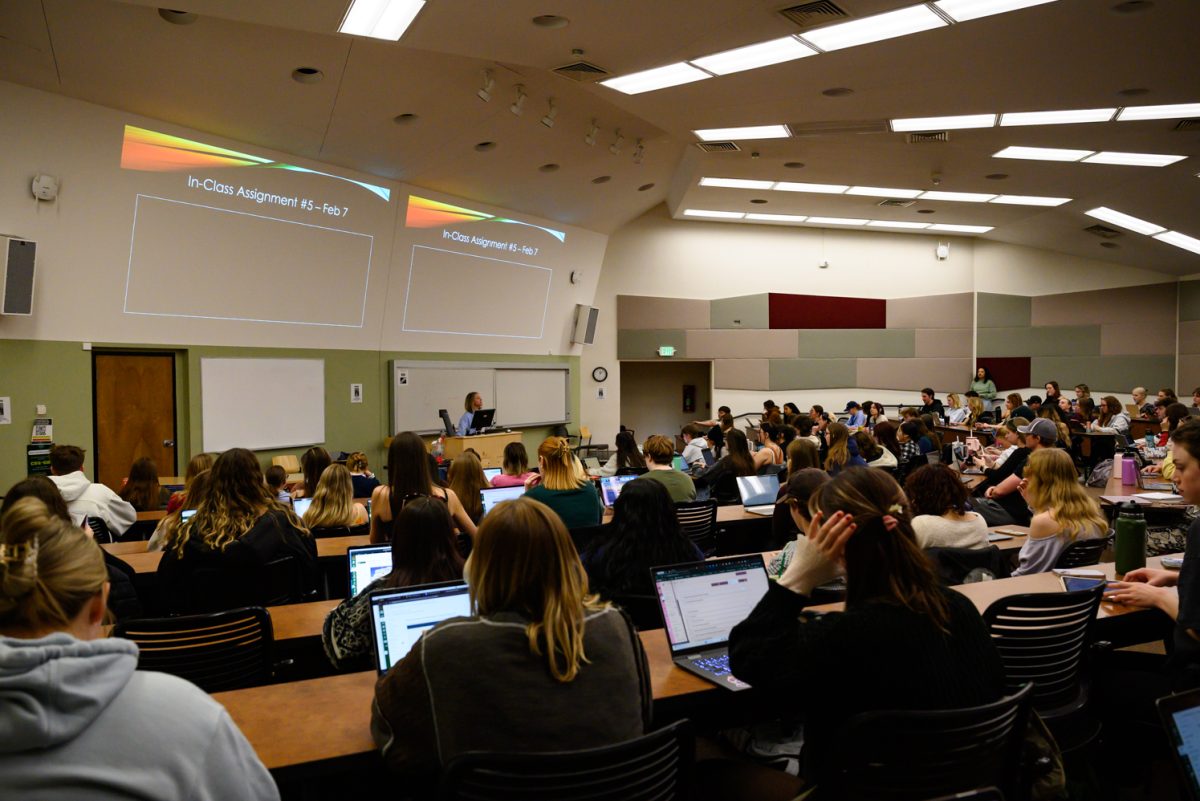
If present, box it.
[1121,454,1137,486]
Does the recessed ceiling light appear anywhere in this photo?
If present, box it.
[1084,206,1165,235]
[699,177,775,190]
[393,113,418,125]
[822,87,854,97]
[807,216,869,225]
[933,0,1057,22]
[928,223,994,233]
[866,220,932,229]
[919,190,997,202]
[538,163,560,173]
[1117,102,1200,121]
[783,161,806,169]
[746,213,808,222]
[985,173,1009,180]
[683,209,745,219]
[531,14,569,28]
[690,36,817,75]
[1081,151,1187,167]
[693,124,791,142]
[473,141,496,152]
[990,194,1072,206]
[638,183,656,191]
[801,5,946,52]
[993,145,1091,161]
[890,113,997,132]
[158,8,198,24]
[773,181,849,194]
[1153,230,1200,255]
[601,62,711,95]
[750,198,768,204]
[291,67,324,84]
[338,0,425,40]
[591,175,612,184]
[846,186,923,199]
[999,108,1117,126]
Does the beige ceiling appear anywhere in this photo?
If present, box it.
[1,0,1198,272]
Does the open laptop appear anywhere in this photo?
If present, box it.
[700,448,716,467]
[180,508,197,521]
[672,455,686,471]
[368,581,471,674]
[482,467,502,482]
[599,474,638,507]
[584,456,602,473]
[736,474,780,515]
[1138,470,1177,493]
[1160,688,1200,800]
[347,544,392,596]
[470,408,496,431]
[292,497,313,518]
[480,485,525,517]
[652,555,771,692]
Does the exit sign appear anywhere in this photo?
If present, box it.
[657,345,676,357]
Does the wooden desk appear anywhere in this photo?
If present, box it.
[158,476,184,486]
[1078,431,1116,460]
[1129,419,1163,441]
[136,510,166,522]
[442,432,522,468]
[108,534,373,574]
[988,524,1028,552]
[104,540,152,556]
[1095,471,1188,509]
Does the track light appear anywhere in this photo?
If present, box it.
[609,128,624,155]
[540,98,558,129]
[477,69,494,102]
[632,138,645,164]
[584,119,599,146]
[510,85,527,116]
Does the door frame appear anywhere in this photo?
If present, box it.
[91,350,180,483]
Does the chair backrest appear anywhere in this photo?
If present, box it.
[616,467,648,476]
[438,719,693,801]
[579,425,592,441]
[309,522,371,540]
[609,593,664,631]
[113,606,274,693]
[925,546,1012,585]
[711,472,741,506]
[271,454,301,474]
[1054,535,1110,569]
[675,499,717,556]
[86,516,113,544]
[263,555,306,606]
[983,586,1104,714]
[117,519,157,542]
[829,684,1032,801]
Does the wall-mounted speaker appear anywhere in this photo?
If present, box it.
[571,304,599,345]
[1,237,36,316]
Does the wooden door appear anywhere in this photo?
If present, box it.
[93,353,177,491]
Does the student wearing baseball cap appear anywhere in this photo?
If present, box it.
[971,417,1059,527]
[843,401,866,429]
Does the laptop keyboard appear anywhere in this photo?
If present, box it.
[693,653,731,676]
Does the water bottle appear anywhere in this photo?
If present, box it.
[1114,502,1147,576]
[432,436,445,462]
[1120,451,1137,486]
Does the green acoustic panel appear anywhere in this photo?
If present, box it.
[1181,280,1200,322]
[1031,355,1175,395]
[617,329,687,360]
[769,359,858,390]
[796,328,915,358]
[977,326,1100,357]
[714,359,770,390]
[710,294,769,329]
[856,358,972,393]
[977,293,1031,328]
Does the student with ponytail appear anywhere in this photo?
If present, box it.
[525,437,603,528]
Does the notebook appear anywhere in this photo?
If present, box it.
[1160,688,1200,800]
[292,497,313,518]
[482,467,502,482]
[652,555,770,692]
[599,474,638,507]
[368,581,471,674]
[480,485,525,517]
[347,544,392,596]
[736,474,780,515]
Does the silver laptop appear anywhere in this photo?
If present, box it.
[599,474,638,508]
[482,467,502,482]
[292,497,313,518]
[480,485,525,517]
[736,474,780,515]
[347,544,392,596]
[368,581,470,674]
[584,456,602,473]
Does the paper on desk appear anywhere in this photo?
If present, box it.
[1134,492,1183,501]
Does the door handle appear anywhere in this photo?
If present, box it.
[163,439,175,448]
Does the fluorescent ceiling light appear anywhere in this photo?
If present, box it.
[919,190,997,203]
[802,5,946,52]
[866,220,932,229]
[999,108,1116,126]
[993,145,1091,161]
[1081,151,1187,167]
[699,177,775,190]
[693,124,791,141]
[1117,102,1200,121]
[1153,231,1200,255]
[990,194,1072,206]
[772,181,849,194]
[934,0,1057,22]
[807,216,869,225]
[746,213,809,222]
[928,224,994,233]
[601,62,711,95]
[691,37,817,75]
[846,186,924,199]
[338,0,425,40]
[890,113,996,132]
[683,209,745,219]
[1084,207,1165,236]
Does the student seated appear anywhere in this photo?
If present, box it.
[118,457,170,512]
[323,496,465,670]
[157,448,318,613]
[166,452,214,514]
[905,464,989,550]
[635,435,696,502]
[842,401,867,428]
[491,442,535,487]
[0,497,278,800]
[371,497,651,792]
[582,480,703,599]
[47,444,136,537]
[598,430,646,477]
[971,418,1057,528]
[918,387,945,419]
[944,393,969,425]
[896,420,936,478]
[371,432,476,544]
[785,438,821,476]
[872,421,902,464]
[265,464,290,505]
[695,429,758,504]
[765,469,830,578]
[291,445,331,500]
[302,463,369,533]
[147,469,212,552]
[525,437,603,529]
[729,468,1005,794]
[347,451,381,498]
[754,422,785,470]
[680,423,710,467]
[447,451,489,524]
[865,401,888,428]
[853,430,896,470]
[823,423,866,476]
[1009,448,1107,576]
[1091,395,1131,436]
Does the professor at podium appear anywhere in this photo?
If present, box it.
[457,391,485,436]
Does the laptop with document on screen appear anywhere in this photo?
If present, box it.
[369,581,471,674]
[652,555,770,692]
[1158,687,1200,801]
[480,485,525,517]
[347,544,392,597]
[736,474,780,515]
[482,467,502,482]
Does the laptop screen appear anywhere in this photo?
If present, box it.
[736,475,780,507]
[347,545,392,597]
[672,455,686,471]
[652,556,770,654]
[584,457,602,473]
[483,467,502,482]
[480,486,525,517]
[292,497,314,518]
[701,448,715,466]
[369,582,471,673]
[599,474,638,507]
[180,508,197,521]
[1161,689,1200,800]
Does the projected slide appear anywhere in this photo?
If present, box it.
[119,126,393,328]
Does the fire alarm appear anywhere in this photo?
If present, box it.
[31,174,59,202]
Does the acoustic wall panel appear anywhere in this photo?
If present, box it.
[1031,355,1175,394]
[977,293,1031,328]
[710,294,769,329]
[856,358,971,392]
[796,328,915,358]
[1180,320,1200,354]
[687,328,798,359]
[1182,280,1200,322]
[617,329,687,360]
[977,357,1031,392]
[916,328,972,358]
[769,293,886,329]
[769,359,858,390]
[1100,321,1177,356]
[888,293,973,329]
[714,359,770,390]
[1031,283,1176,326]
[617,295,709,331]
[977,326,1100,358]
[1180,356,1200,395]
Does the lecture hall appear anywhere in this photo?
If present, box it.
[2,0,1200,799]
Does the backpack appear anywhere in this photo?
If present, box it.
[1086,458,1113,487]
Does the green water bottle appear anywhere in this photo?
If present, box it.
[1114,502,1147,576]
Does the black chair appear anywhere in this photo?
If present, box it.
[608,593,663,631]
[569,523,609,555]
[710,473,741,506]
[616,466,648,476]
[309,522,370,539]
[675,499,718,556]
[117,518,157,542]
[925,545,1012,585]
[1054,535,1112,569]
[86,516,113,543]
[983,586,1105,752]
[438,719,693,801]
[263,555,312,605]
[113,606,274,692]
[827,684,1032,801]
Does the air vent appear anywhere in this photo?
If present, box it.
[1084,224,1123,239]
[552,61,609,82]
[789,120,889,137]
[779,1,850,29]
[696,141,741,152]
[877,199,916,208]
[1174,118,1200,131]
[906,131,949,143]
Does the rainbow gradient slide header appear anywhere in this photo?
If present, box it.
[405,195,566,243]
[120,125,391,202]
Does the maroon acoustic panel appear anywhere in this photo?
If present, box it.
[768,293,886,329]
[977,357,1031,392]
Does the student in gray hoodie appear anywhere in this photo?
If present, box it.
[0,496,278,800]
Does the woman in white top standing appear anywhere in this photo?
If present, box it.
[904,464,990,549]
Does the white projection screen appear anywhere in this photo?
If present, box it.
[201,358,325,451]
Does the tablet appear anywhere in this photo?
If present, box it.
[1061,575,1108,592]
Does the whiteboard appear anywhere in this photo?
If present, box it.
[495,369,568,426]
[393,366,495,434]
[391,362,570,434]
[201,358,325,451]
